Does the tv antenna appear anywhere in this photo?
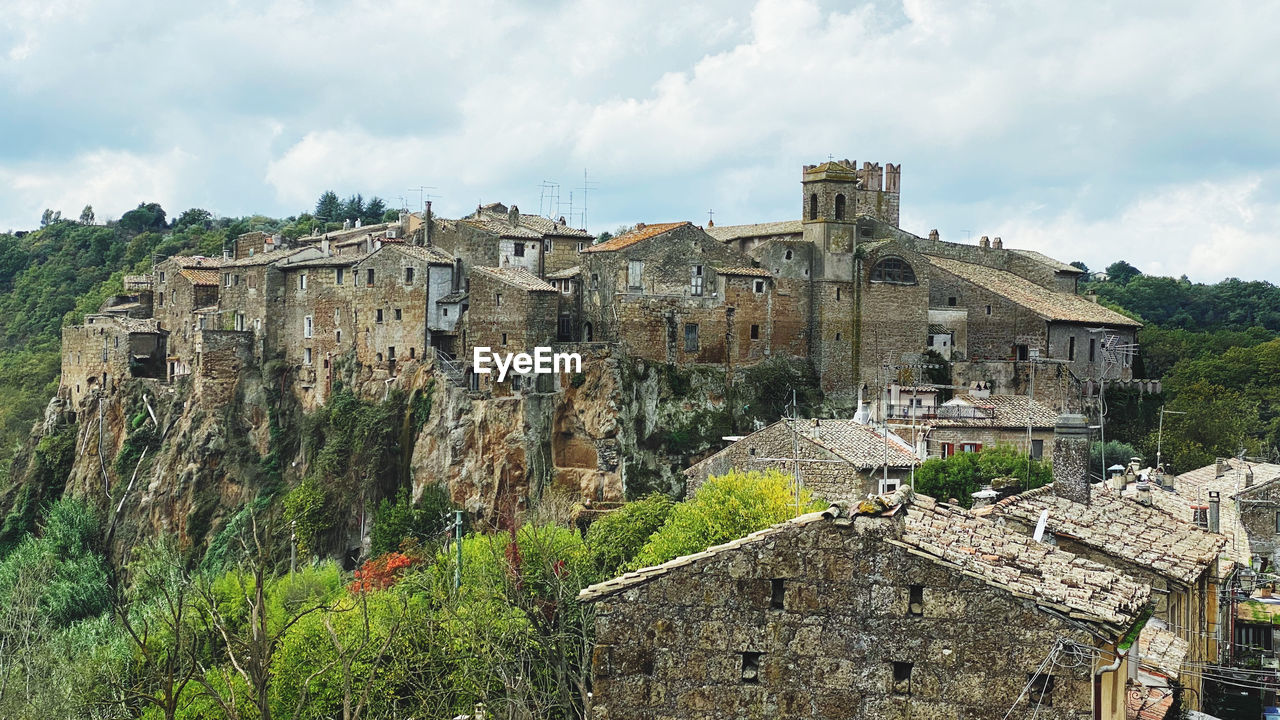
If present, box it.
[580,169,599,230]
[408,186,437,213]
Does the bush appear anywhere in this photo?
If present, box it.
[914,445,1052,507]
[629,469,821,569]
[370,485,453,556]
[585,494,673,578]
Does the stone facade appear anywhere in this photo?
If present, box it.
[583,493,1145,720]
[462,266,559,394]
[152,256,222,378]
[60,315,166,406]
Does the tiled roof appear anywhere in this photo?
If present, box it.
[1009,249,1083,274]
[705,220,803,242]
[580,222,690,253]
[281,255,362,269]
[85,315,164,334]
[391,244,455,265]
[471,266,556,292]
[924,255,1141,327]
[179,268,221,286]
[581,490,1151,636]
[545,265,581,280]
[1169,458,1280,563]
[169,255,225,269]
[1127,686,1175,720]
[799,419,919,469]
[717,266,773,278]
[1139,625,1187,680]
[928,324,952,335]
[980,484,1225,584]
[228,247,313,267]
[461,218,542,239]
[436,291,468,304]
[927,394,1058,429]
[514,214,592,238]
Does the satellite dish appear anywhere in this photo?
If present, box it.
[1033,509,1049,543]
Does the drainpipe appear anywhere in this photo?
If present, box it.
[1093,651,1123,720]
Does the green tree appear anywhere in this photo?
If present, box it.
[78,205,95,225]
[362,197,387,226]
[1150,380,1258,473]
[1105,260,1142,285]
[315,191,342,223]
[584,493,672,577]
[913,445,1051,507]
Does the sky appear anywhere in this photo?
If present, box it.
[2,0,1278,282]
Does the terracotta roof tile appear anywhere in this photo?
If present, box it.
[546,265,581,280]
[705,220,803,242]
[580,222,690,253]
[717,266,773,278]
[925,254,1140,327]
[471,266,556,292]
[178,268,220,286]
[926,394,1058,428]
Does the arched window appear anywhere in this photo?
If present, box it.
[869,257,917,284]
[808,193,818,221]
[834,194,846,220]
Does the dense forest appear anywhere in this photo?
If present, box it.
[0,202,1277,717]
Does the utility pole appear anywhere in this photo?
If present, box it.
[790,390,801,515]
[1028,349,1037,487]
[290,521,296,574]
[1156,406,1188,472]
[454,509,463,591]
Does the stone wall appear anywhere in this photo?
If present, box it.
[591,514,1106,720]
[194,330,255,405]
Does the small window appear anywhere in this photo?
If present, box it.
[388,346,396,361]
[395,308,402,321]
[336,267,345,285]
[1028,674,1055,706]
[366,268,375,286]
[443,307,449,317]
[941,442,954,458]
[248,274,257,289]
[1031,439,1044,459]
[376,309,384,323]
[684,323,699,352]
[224,273,231,287]
[891,662,912,695]
[690,265,703,296]
[1089,338,1096,362]
[836,287,841,301]
[834,193,846,220]
[986,304,992,315]
[741,652,761,684]
[627,261,643,290]
[591,273,599,289]
[303,316,313,338]
[405,267,415,284]
[1068,336,1076,361]
[234,274,241,286]
[409,347,415,359]
[960,442,982,453]
[1274,511,1280,534]
[1016,344,1029,361]
[376,352,383,362]
[235,313,245,331]
[909,585,924,616]
[304,347,312,365]
[770,579,785,610]
[496,293,502,308]
[753,279,765,293]
[514,243,525,257]
[948,296,957,306]
[299,273,307,290]
[784,249,793,261]
[879,477,900,495]
[808,193,818,221]
[501,333,508,346]
[468,371,480,391]
[835,332,842,342]
[158,291,165,306]
[577,242,585,252]
[336,329,342,344]
[750,324,760,340]
[869,257,917,284]
[158,271,166,282]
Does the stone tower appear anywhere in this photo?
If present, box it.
[800,160,901,251]
[1052,413,1092,505]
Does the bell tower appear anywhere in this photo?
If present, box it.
[800,159,901,251]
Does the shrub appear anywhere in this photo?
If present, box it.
[585,494,673,578]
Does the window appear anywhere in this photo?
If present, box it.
[891,662,912,695]
[741,653,761,684]
[1274,511,1280,534]
[577,242,585,252]
[558,315,572,341]
[376,352,383,362]
[879,477,900,494]
[304,348,312,364]
[299,273,307,290]
[948,296,957,306]
[409,347,415,359]
[468,371,480,391]
[366,268,375,286]
[235,313,245,331]
[233,274,241,286]
[684,323,699,352]
[255,318,261,331]
[388,346,396,361]
[376,309,384,323]
[395,308,402,321]
[941,442,954,458]
[303,316,313,338]
[750,324,760,340]
[336,329,342,344]
[404,267,415,284]
[1028,674,1055,706]
[442,307,448,317]
[784,249,793,261]
[561,280,572,295]
[770,579,785,610]
[627,261,643,289]
[496,293,503,308]
[514,243,525,257]
[834,193,846,220]
[511,374,523,391]
[591,273,599,289]
[224,273,231,287]
[1016,344,1029,361]
[248,274,257,288]
[501,333,508,346]
[158,271,166,282]
[753,279,765,293]
[1089,338,1096,362]
[986,304,992,315]
[1031,439,1044,459]
[808,193,818,221]
[908,585,924,616]
[960,442,982,453]
[836,287,841,301]
[1068,336,1076,361]
[1238,622,1274,652]
[690,265,704,296]
[868,257,917,284]
[334,308,341,324]
[336,267,345,285]
[158,291,164,306]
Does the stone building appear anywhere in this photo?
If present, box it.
[431,203,591,279]
[685,418,919,501]
[978,415,1227,710]
[889,392,1058,460]
[581,489,1149,720]
[462,266,559,393]
[545,266,582,342]
[152,256,222,378]
[217,246,324,361]
[60,315,167,406]
[347,243,455,375]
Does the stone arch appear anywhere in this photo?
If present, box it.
[868,256,917,284]
[834,193,846,220]
[808,193,818,221]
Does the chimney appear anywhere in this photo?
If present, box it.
[636,222,646,231]
[320,238,330,256]
[928,229,939,242]
[992,237,1003,249]
[1135,481,1152,506]
[1209,490,1221,533]
[979,235,990,248]
[508,205,520,227]
[1245,465,1255,487]
[1215,458,1228,478]
[355,218,362,228]
[1109,465,1126,491]
[971,485,998,509]
[1052,413,1091,505]
[343,218,353,230]
[222,248,232,260]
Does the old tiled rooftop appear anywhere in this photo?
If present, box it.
[460,217,542,239]
[436,291,468,304]
[545,265,580,280]
[705,220,803,242]
[980,484,1225,584]
[925,254,1141,327]
[799,419,919,469]
[389,244,455,265]
[228,247,315,267]
[928,394,1058,428]
[178,268,221,286]
[86,315,164,334]
[580,222,690,253]
[717,266,773,277]
[471,266,557,292]
[1009,249,1084,274]
[1138,625,1187,680]
[581,489,1151,636]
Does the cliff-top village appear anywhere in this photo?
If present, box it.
[47,158,1276,719]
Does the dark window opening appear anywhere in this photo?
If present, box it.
[405,267,415,283]
[1068,336,1076,361]
[501,333,508,346]
[514,243,525,257]
[868,257,917,284]
[835,332,842,342]
[860,227,872,238]
[834,193,846,220]
[409,347,415,359]
[641,654,655,677]
[684,323,699,352]
[948,296,957,306]
[496,293,502,307]
[1031,439,1044,459]
[808,193,818,221]
[750,324,760,340]
[395,308,402,321]
[892,662,912,695]
[784,249,793,260]
[1016,344,1029,361]
[1028,673,1055,706]
[741,652,761,683]
[986,304,992,315]
[376,309,384,323]
[770,579,785,610]
[1089,338,1096,362]
[366,268,375,286]
[836,287,842,301]
[909,585,924,616]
